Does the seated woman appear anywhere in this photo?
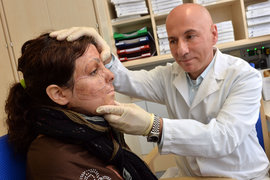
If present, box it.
[5,33,157,180]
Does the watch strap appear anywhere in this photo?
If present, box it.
[147,114,160,142]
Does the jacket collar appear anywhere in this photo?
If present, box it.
[213,48,229,80]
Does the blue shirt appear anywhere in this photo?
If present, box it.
[186,54,216,105]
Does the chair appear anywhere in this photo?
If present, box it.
[257,99,270,160]
[144,145,235,180]
[143,99,269,180]
[0,134,26,180]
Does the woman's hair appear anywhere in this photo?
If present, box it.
[5,33,96,154]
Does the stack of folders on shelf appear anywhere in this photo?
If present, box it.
[111,0,148,20]
[114,27,156,62]
[216,21,235,44]
[197,0,217,6]
[156,24,170,55]
[246,0,270,38]
[150,0,183,15]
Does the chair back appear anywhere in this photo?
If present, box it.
[257,99,270,160]
[256,112,265,150]
[0,134,26,180]
[250,63,270,159]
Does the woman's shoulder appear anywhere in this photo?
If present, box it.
[27,135,123,180]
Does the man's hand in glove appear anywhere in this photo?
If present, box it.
[50,27,111,63]
[96,102,154,136]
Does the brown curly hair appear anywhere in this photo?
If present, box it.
[5,33,96,154]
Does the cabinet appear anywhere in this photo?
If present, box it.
[0,12,17,136]
[0,0,100,136]
[1,0,99,65]
[103,0,270,69]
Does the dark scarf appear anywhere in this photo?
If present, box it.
[30,107,157,180]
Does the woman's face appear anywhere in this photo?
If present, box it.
[66,44,115,115]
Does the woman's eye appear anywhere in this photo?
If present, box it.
[169,39,176,44]
[90,69,98,76]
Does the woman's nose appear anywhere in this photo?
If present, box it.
[103,67,114,83]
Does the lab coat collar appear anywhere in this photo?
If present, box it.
[191,48,225,109]
[171,61,183,75]
[173,69,190,106]
[171,59,190,105]
[213,48,228,80]
[191,66,219,108]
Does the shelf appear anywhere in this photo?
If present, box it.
[111,15,151,28]
[217,35,270,51]
[122,54,173,69]
[205,0,238,9]
[244,0,267,5]
[122,35,270,69]
[154,13,168,21]
[153,0,237,20]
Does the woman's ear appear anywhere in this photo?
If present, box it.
[46,85,70,105]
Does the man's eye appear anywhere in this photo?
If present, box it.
[186,35,195,40]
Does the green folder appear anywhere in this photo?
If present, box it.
[114,27,148,41]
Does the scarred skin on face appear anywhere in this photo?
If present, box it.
[66,44,115,115]
[74,59,108,98]
[166,3,218,80]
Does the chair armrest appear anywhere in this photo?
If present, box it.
[143,147,236,180]
[161,177,236,180]
[143,145,159,173]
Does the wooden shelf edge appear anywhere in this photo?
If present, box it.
[205,0,237,9]
[154,13,168,20]
[217,35,270,51]
[111,15,151,27]
[122,54,173,69]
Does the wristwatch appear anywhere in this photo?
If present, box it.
[147,114,161,142]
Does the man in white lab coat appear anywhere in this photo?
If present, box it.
[50,3,269,180]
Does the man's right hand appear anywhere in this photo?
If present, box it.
[50,27,111,63]
[96,102,154,136]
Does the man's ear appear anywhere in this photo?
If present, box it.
[46,85,70,105]
[211,24,218,45]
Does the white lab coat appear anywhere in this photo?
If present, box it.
[109,48,270,179]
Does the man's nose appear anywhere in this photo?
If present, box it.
[177,40,189,57]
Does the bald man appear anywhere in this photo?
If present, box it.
[51,3,269,180]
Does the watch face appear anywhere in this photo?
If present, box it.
[148,135,159,142]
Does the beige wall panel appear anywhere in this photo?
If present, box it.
[94,0,115,49]
[46,0,98,31]
[0,19,16,136]
[2,0,51,63]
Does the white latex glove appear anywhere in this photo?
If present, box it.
[96,102,154,136]
[50,27,111,62]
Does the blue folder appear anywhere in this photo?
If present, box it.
[115,36,150,49]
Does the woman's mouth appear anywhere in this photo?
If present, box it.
[107,87,115,94]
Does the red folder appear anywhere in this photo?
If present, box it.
[117,45,150,56]
[119,52,151,62]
